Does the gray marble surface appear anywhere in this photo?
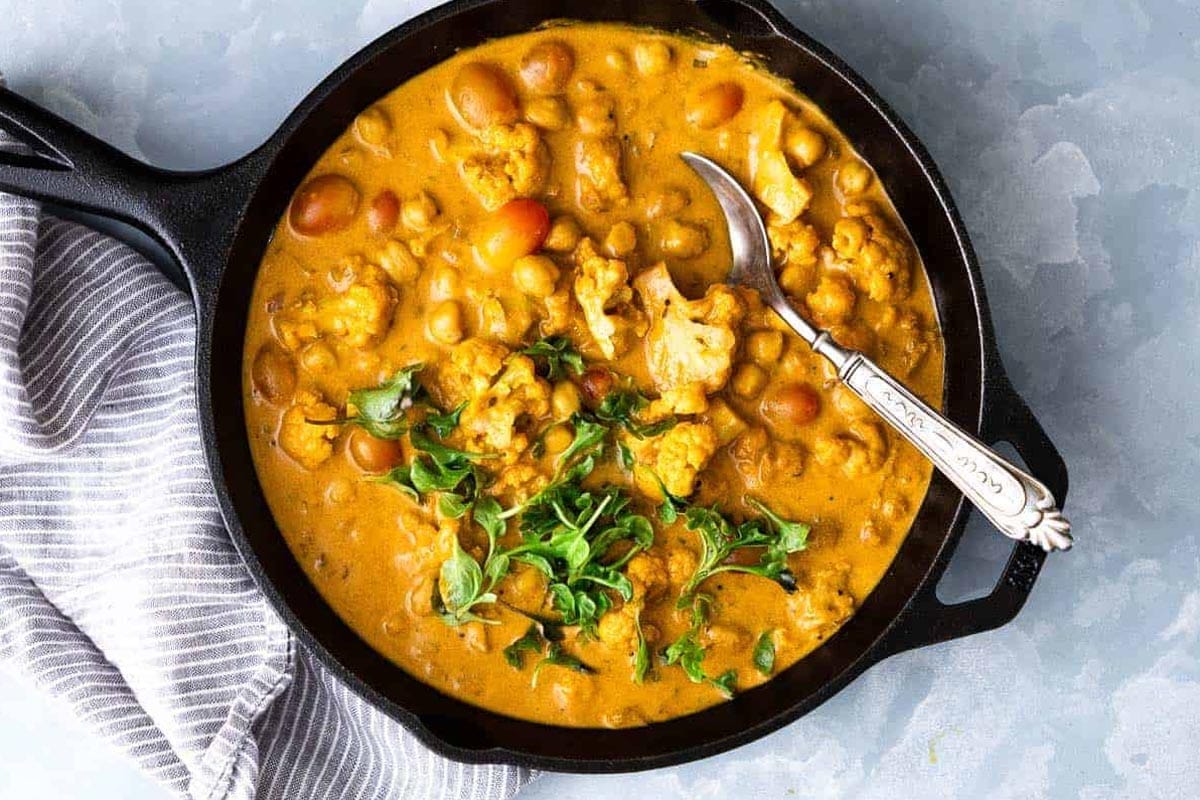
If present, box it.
[1,0,1198,797]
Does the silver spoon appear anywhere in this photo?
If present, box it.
[681,151,1072,552]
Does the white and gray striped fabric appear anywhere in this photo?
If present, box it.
[0,151,536,797]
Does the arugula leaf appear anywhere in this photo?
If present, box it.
[435,537,497,625]
[502,625,546,669]
[438,492,471,519]
[372,465,419,501]
[651,473,688,524]
[410,455,473,494]
[521,336,585,381]
[594,388,677,439]
[709,669,737,699]
[661,595,734,696]
[634,609,652,684]
[531,642,594,687]
[676,502,810,606]
[557,415,607,468]
[342,364,424,439]
[425,402,466,439]
[409,425,495,463]
[753,631,776,676]
[748,498,811,555]
[617,441,634,471]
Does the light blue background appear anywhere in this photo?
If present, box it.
[2,0,1198,797]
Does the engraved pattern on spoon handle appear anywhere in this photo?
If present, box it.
[839,353,1073,552]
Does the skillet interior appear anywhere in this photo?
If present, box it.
[203,0,983,770]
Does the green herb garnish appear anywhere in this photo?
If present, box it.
[594,388,678,439]
[661,595,736,698]
[677,501,810,606]
[752,630,776,676]
[531,642,594,687]
[521,335,585,381]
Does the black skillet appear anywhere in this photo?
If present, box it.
[0,0,1068,773]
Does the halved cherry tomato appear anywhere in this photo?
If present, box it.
[475,198,551,271]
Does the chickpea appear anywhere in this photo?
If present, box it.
[732,363,768,398]
[837,159,873,196]
[475,198,551,270]
[806,274,856,326]
[354,106,392,148]
[645,186,690,219]
[513,254,560,298]
[289,174,360,237]
[579,366,614,406]
[778,264,809,296]
[551,381,582,419]
[250,345,296,403]
[746,330,784,366]
[604,50,630,72]
[604,221,637,257]
[427,300,464,344]
[686,82,744,129]
[660,219,708,258]
[832,217,868,258]
[525,96,569,130]
[367,190,400,233]
[401,191,439,231]
[299,342,337,373]
[786,126,826,167]
[519,40,575,94]
[450,62,519,129]
[428,128,451,163]
[427,264,461,302]
[347,428,404,473]
[543,216,581,252]
[761,383,821,428]
[632,40,673,76]
[575,98,617,137]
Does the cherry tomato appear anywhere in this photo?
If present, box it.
[289,174,360,236]
[346,428,405,473]
[450,62,520,129]
[475,198,551,271]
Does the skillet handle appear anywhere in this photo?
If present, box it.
[878,377,1068,656]
[0,86,262,305]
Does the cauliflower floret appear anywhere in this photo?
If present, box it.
[768,220,820,267]
[805,273,857,326]
[630,421,719,499]
[814,420,889,477]
[597,604,639,651]
[573,238,641,359]
[749,100,812,223]
[460,123,549,211]
[278,389,340,470]
[665,547,698,587]
[624,552,669,601]
[317,263,398,348]
[831,212,911,302]
[645,382,709,420]
[575,137,628,212]
[273,262,398,351]
[633,263,745,394]
[458,355,551,457]
[436,338,509,406]
[781,563,856,647]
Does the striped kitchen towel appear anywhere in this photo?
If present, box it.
[0,139,535,797]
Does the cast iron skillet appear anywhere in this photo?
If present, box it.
[0,0,1068,773]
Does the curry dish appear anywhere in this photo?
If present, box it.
[242,23,943,727]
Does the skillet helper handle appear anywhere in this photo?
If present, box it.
[872,371,1069,655]
[838,351,1072,552]
[0,86,168,222]
[0,86,264,305]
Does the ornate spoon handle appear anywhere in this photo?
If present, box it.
[825,338,1072,552]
